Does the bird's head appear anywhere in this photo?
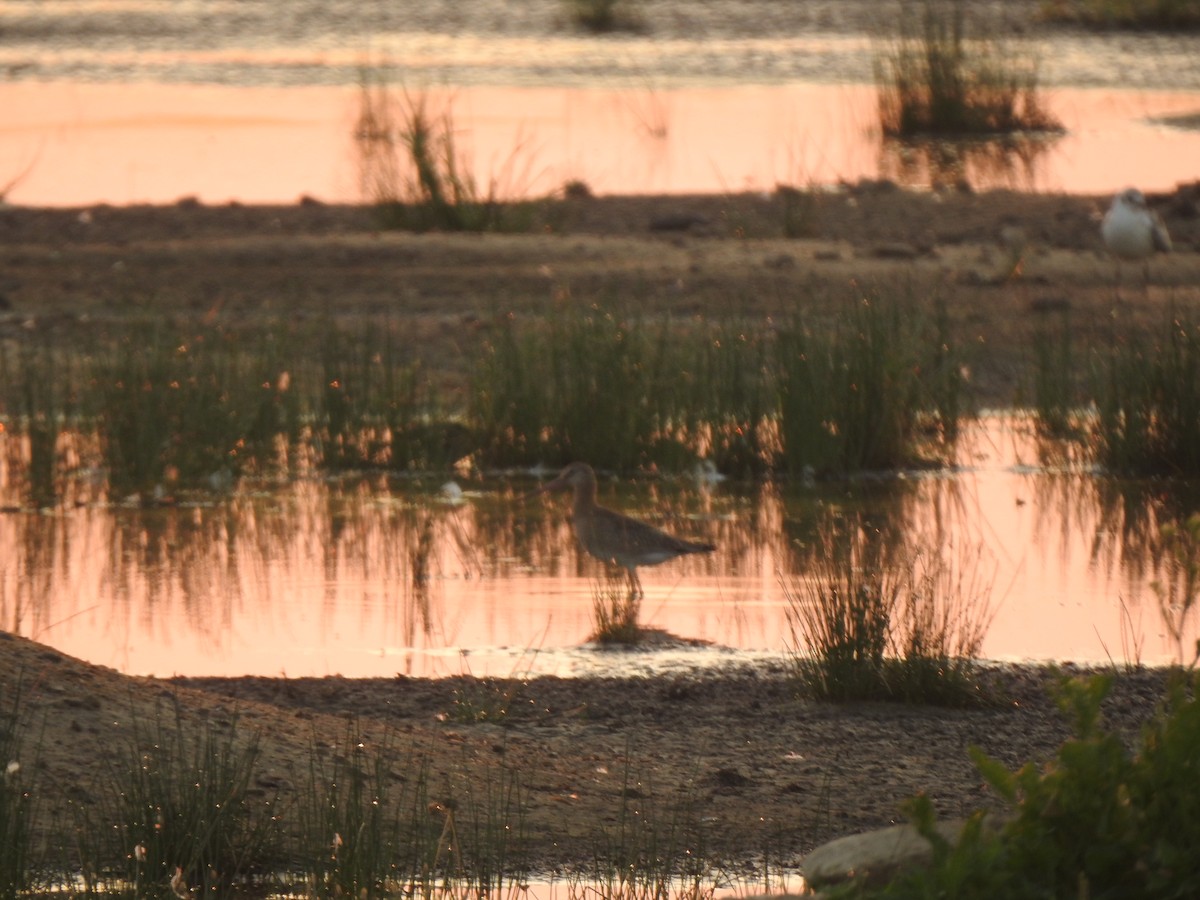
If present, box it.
[1117,187,1147,208]
[534,462,597,496]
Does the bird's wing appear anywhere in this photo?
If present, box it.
[582,505,714,566]
[1151,212,1172,253]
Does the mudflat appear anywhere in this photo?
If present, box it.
[1,187,1198,875]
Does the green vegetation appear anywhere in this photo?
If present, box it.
[91,706,279,898]
[0,338,72,508]
[295,723,527,898]
[1041,0,1200,28]
[876,0,1059,136]
[0,320,456,502]
[1091,313,1200,476]
[0,681,756,898]
[474,294,964,476]
[1029,310,1082,440]
[0,291,969,500]
[776,296,964,476]
[784,516,993,705]
[0,679,39,900]
[838,673,1200,898]
[1030,309,1200,477]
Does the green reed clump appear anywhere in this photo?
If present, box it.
[876,0,1059,136]
[1090,313,1200,476]
[784,516,992,705]
[862,674,1200,899]
[0,340,75,508]
[676,321,776,477]
[312,323,454,470]
[93,326,285,496]
[776,296,964,477]
[89,702,281,899]
[1030,310,1084,439]
[472,303,683,470]
[1040,0,1200,28]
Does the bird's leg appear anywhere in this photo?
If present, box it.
[627,568,644,600]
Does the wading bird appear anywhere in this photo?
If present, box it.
[1101,187,1171,287]
[532,462,716,598]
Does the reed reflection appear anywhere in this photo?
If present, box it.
[2,422,1200,675]
[878,134,1057,192]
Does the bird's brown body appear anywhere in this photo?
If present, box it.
[535,462,716,597]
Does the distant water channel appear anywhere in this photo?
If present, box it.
[1,0,1199,204]
[2,417,1197,678]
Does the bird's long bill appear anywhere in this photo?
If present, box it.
[522,476,566,501]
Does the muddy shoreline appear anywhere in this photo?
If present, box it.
[1,631,1177,876]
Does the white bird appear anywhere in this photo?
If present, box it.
[1101,187,1171,287]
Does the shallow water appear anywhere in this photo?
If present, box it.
[0,1,1198,205]
[3,417,1198,678]
[1,80,1198,205]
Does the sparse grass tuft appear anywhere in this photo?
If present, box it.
[356,73,538,233]
[589,573,643,644]
[784,516,993,705]
[876,0,1059,137]
[298,724,433,898]
[586,753,721,899]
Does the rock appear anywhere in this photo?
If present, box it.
[802,816,999,892]
[868,241,922,260]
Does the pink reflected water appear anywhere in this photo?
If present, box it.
[2,419,1196,678]
[1,81,1198,207]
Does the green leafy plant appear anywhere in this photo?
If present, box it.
[859,673,1200,898]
